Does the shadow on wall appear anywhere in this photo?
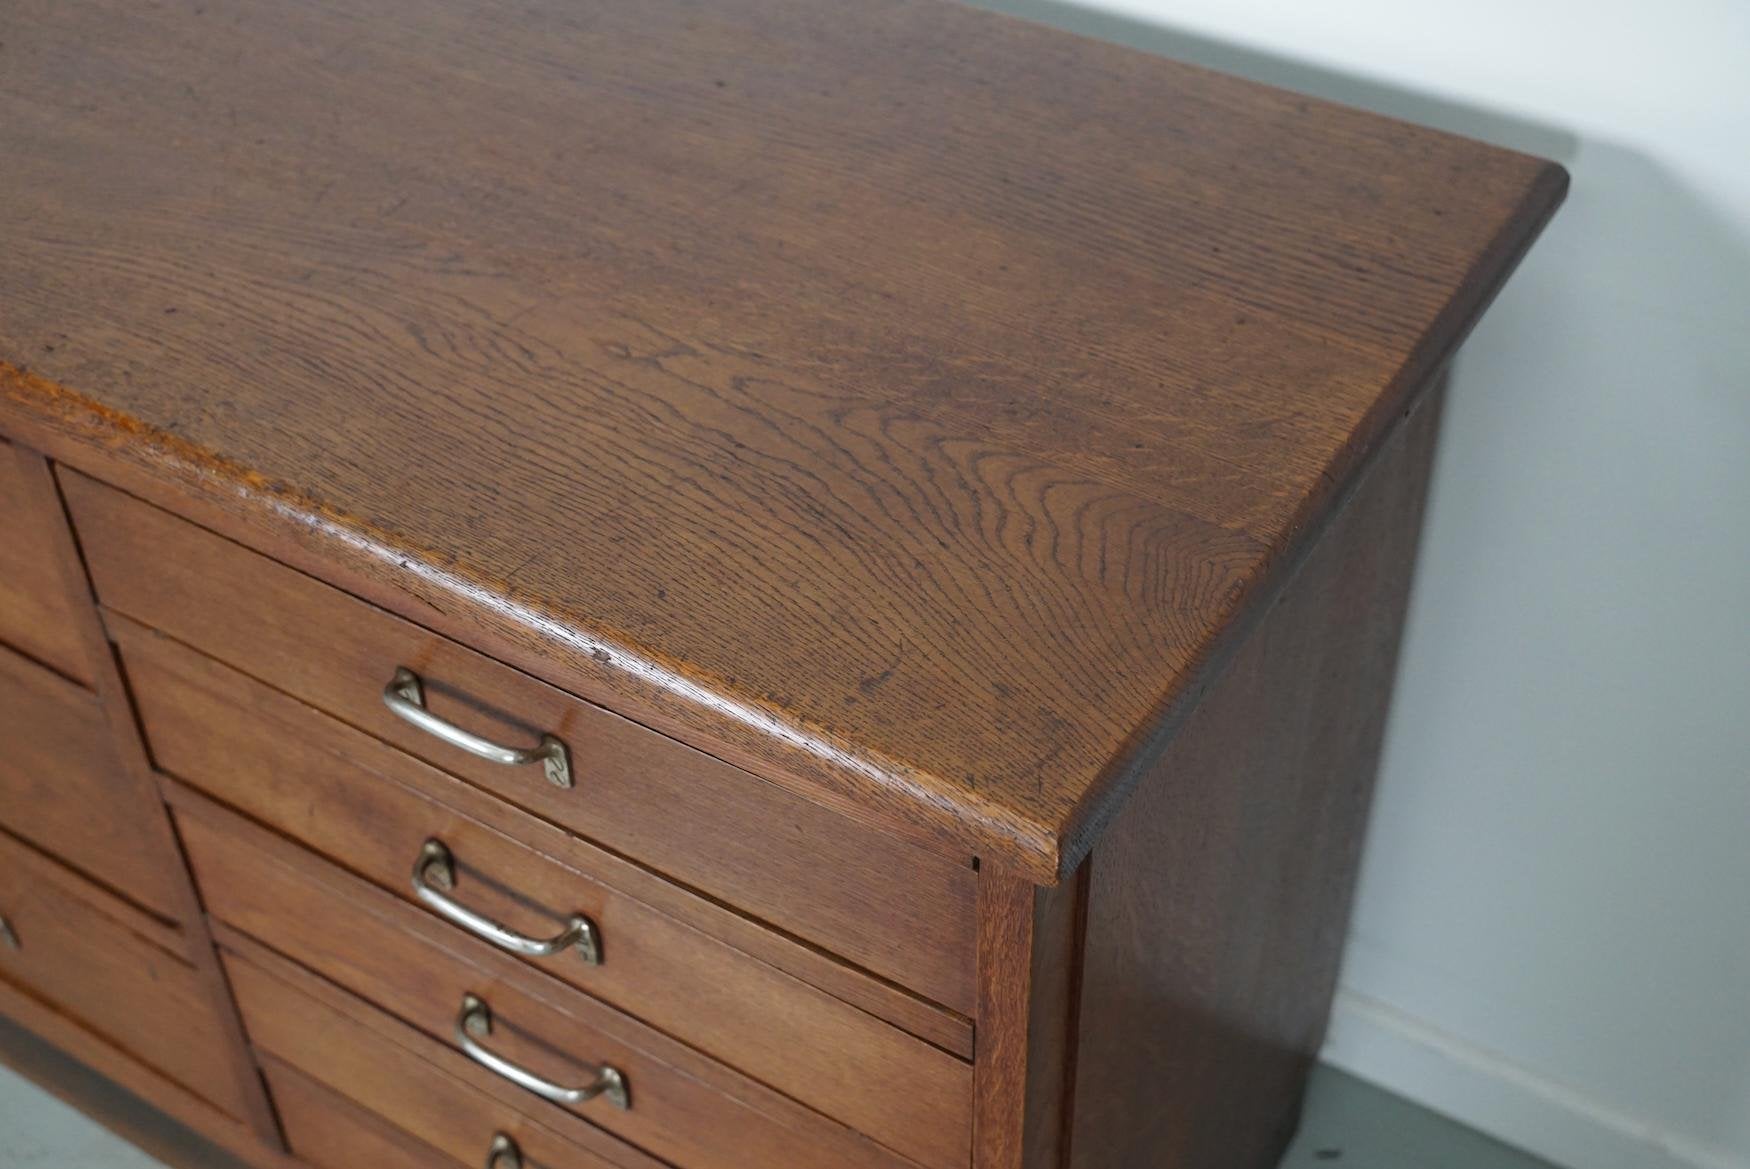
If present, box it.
[970,2,1750,1166]
[965,0,1579,158]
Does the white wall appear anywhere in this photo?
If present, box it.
[970,2,1750,1165]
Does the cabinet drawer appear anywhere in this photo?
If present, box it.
[127,617,970,1164]
[228,948,663,1169]
[266,1059,505,1169]
[0,831,248,1118]
[65,469,976,1016]
[184,809,949,1169]
[0,642,184,920]
[0,441,89,684]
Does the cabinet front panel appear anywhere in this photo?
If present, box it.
[266,1058,480,1169]
[0,831,247,1117]
[228,951,659,1169]
[122,618,969,1164]
[0,643,184,920]
[187,809,945,1169]
[65,467,978,1016]
[0,441,89,684]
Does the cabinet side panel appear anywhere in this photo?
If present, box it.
[1068,383,1445,1169]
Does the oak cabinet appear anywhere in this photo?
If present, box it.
[0,2,1562,1166]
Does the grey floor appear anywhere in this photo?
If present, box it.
[0,1063,166,1169]
[1280,1067,1556,1169]
[0,1053,1554,1169]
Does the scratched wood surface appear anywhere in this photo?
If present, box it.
[0,0,1565,880]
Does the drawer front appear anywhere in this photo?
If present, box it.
[0,831,248,1118]
[265,1059,485,1169]
[229,950,661,1169]
[125,619,969,1167]
[0,642,184,920]
[0,441,89,684]
[184,810,942,1169]
[65,469,976,1015]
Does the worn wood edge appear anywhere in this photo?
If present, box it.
[0,160,1567,886]
[0,982,289,1169]
[110,611,971,1058]
[18,441,288,1144]
[1057,376,1448,1169]
[1053,157,1568,881]
[0,389,1035,873]
[7,414,1014,872]
[1,391,1037,870]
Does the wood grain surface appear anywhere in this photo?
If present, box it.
[0,439,90,683]
[1065,383,1445,1169]
[183,811,946,1169]
[220,943,669,1169]
[0,0,1564,879]
[167,779,972,1168]
[118,610,970,1053]
[264,1060,469,1169]
[72,472,977,1016]
[971,870,1083,1169]
[2,440,284,1144]
[0,642,185,921]
[0,831,253,1120]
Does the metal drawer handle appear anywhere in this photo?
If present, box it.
[0,914,18,951]
[485,1133,521,1169]
[413,839,601,965]
[455,993,630,1110]
[383,667,573,789]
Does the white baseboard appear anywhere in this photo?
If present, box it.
[1321,989,1746,1169]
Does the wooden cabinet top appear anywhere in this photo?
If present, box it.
[0,0,1564,881]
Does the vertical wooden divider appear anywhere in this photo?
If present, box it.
[973,864,1086,1169]
[10,442,285,1149]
